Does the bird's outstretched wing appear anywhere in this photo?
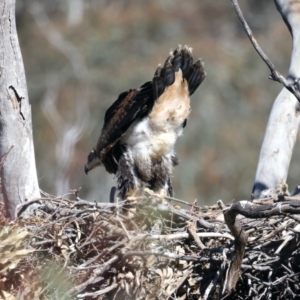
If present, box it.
[95,81,154,157]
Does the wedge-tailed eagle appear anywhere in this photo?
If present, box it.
[85,45,206,199]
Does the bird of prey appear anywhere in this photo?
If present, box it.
[85,45,206,200]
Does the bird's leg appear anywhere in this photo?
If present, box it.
[116,151,143,217]
[156,188,168,197]
[148,156,173,197]
[154,179,173,197]
[116,151,139,200]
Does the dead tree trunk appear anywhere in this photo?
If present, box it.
[0,0,40,219]
[252,0,300,198]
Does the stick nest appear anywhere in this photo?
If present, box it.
[1,189,300,300]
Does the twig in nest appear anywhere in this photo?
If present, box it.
[275,235,293,254]
[116,217,131,239]
[73,199,126,208]
[72,239,127,269]
[77,283,119,298]
[230,0,300,101]
[241,264,271,271]
[218,200,248,296]
[135,231,234,242]
[66,255,119,296]
[122,250,199,261]
[246,272,300,287]
[15,197,54,219]
[203,250,227,300]
[187,221,206,249]
[171,267,193,296]
[258,221,289,242]
[144,188,202,210]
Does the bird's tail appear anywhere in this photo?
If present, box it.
[153,45,206,99]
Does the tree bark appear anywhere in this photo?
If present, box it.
[67,0,84,26]
[252,0,300,198]
[0,0,40,219]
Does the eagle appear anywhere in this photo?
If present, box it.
[85,45,206,200]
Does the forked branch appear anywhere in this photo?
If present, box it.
[231,0,300,101]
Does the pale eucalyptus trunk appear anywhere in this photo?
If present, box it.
[0,0,40,219]
[252,0,300,198]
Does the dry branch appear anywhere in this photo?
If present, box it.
[230,0,300,100]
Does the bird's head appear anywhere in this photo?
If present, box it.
[85,149,102,174]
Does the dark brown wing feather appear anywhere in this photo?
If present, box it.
[152,45,206,101]
[96,81,154,157]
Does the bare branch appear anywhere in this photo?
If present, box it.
[230,0,300,100]
[187,221,206,250]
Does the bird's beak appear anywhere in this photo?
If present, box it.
[84,164,89,175]
[85,150,101,174]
